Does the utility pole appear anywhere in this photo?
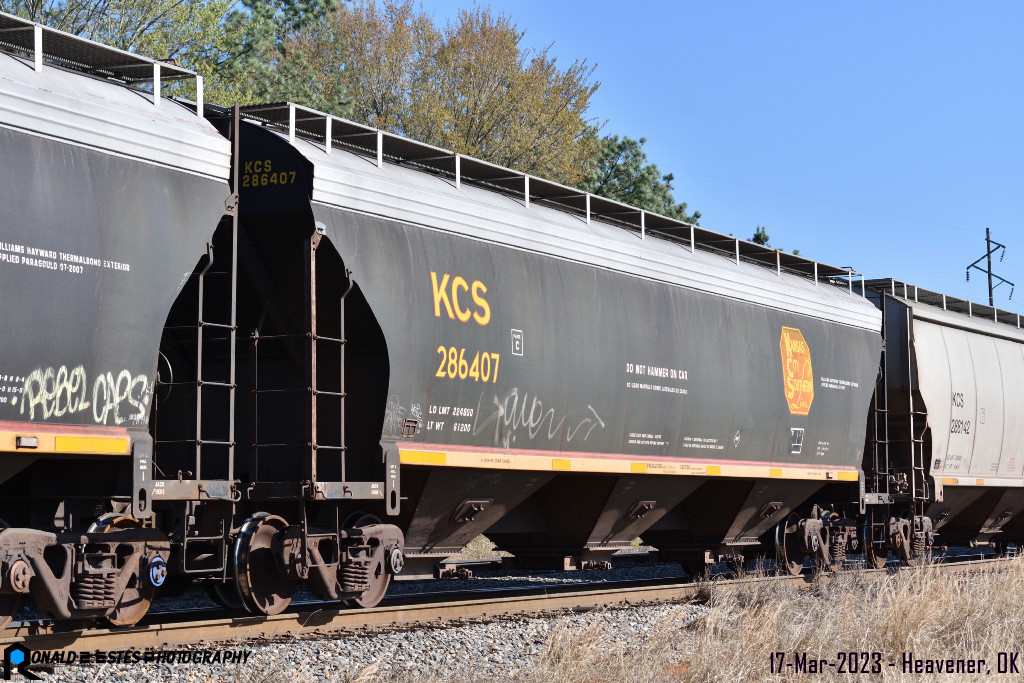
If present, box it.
[966,228,1014,306]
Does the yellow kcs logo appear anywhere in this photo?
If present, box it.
[780,326,814,416]
[431,272,491,326]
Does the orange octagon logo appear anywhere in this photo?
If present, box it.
[780,326,814,416]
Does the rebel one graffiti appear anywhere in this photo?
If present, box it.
[12,365,152,426]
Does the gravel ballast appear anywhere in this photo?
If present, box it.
[33,600,708,682]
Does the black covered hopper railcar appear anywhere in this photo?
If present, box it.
[0,11,229,625]
[10,13,1024,630]
[215,103,881,578]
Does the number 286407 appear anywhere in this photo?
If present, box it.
[435,346,500,383]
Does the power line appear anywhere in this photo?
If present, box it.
[966,228,1015,305]
[858,269,989,285]
[702,211,968,260]
[705,212,1020,309]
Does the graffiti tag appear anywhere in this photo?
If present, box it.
[473,387,605,448]
[15,365,152,426]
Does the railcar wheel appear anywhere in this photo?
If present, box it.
[0,520,22,631]
[342,512,381,530]
[342,514,391,609]
[235,513,297,616]
[899,553,924,567]
[775,513,805,576]
[348,558,391,609]
[864,542,887,569]
[893,516,928,567]
[204,581,245,611]
[108,572,156,627]
[95,516,158,627]
[861,522,887,569]
[898,539,929,567]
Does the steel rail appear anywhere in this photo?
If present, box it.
[0,555,1014,653]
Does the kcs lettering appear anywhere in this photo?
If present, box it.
[431,272,490,325]
[243,159,272,173]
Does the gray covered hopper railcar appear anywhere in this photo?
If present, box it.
[866,280,1024,556]
[211,103,883,574]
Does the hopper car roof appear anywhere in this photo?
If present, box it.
[239,102,881,332]
[866,278,1024,343]
[870,278,1024,482]
[0,11,229,181]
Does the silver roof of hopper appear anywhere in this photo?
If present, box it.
[0,11,228,180]
[866,278,1024,341]
[0,11,197,84]
[240,102,882,331]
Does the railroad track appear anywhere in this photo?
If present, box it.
[1,555,1013,654]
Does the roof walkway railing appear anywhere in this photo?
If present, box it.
[865,278,1021,329]
[0,10,203,114]
[239,101,863,293]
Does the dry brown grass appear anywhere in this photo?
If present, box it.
[250,559,1024,683]
[677,559,1024,682]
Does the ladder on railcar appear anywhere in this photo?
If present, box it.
[247,228,355,574]
[150,110,242,577]
[864,292,931,560]
[248,228,350,493]
[865,346,891,558]
[150,226,238,575]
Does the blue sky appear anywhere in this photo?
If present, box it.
[424,1,1024,313]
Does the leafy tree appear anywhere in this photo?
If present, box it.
[280,0,601,185]
[274,0,422,116]
[1,0,235,57]
[1,0,335,105]
[749,226,798,255]
[415,4,600,184]
[7,0,696,215]
[215,0,341,105]
[580,134,700,224]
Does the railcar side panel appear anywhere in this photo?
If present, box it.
[312,203,880,473]
[619,273,691,459]
[914,317,1024,478]
[997,341,1024,477]
[911,320,955,473]
[967,335,1004,476]
[0,127,228,432]
[560,262,629,455]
